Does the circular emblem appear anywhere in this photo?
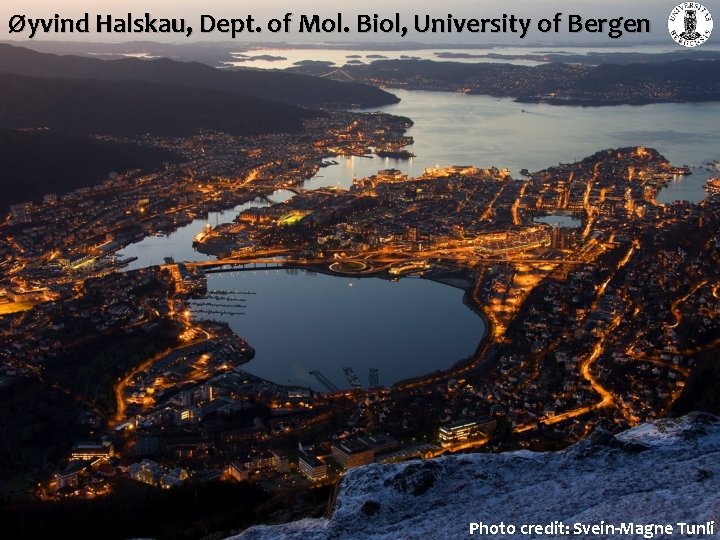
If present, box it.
[668,2,713,47]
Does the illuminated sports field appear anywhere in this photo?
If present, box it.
[0,301,36,315]
[277,210,310,226]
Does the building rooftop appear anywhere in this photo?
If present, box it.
[299,452,324,468]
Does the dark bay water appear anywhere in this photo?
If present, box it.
[197,270,483,390]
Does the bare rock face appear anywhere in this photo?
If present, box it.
[384,460,441,496]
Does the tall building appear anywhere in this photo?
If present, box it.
[438,416,496,447]
[298,452,327,482]
[331,439,374,468]
[69,441,114,462]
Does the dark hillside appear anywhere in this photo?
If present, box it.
[0,129,181,211]
[0,44,399,108]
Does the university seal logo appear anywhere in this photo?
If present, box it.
[668,2,713,47]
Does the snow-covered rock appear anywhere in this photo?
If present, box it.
[234,414,720,539]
